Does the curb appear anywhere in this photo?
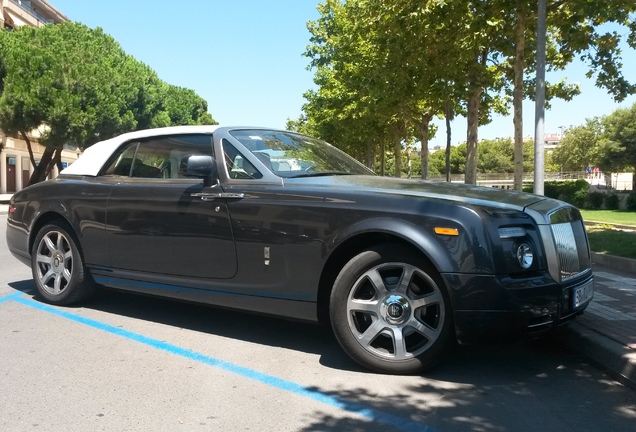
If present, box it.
[591,252,636,275]
[585,220,636,231]
[561,321,636,390]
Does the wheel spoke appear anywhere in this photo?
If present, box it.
[366,268,389,297]
[390,327,408,358]
[395,265,415,295]
[64,254,73,273]
[40,269,55,286]
[56,233,67,251]
[36,253,52,265]
[347,298,379,313]
[43,235,57,255]
[62,268,72,284]
[53,274,63,294]
[411,290,443,310]
[358,319,385,348]
[409,317,440,341]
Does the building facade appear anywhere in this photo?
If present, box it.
[0,0,80,194]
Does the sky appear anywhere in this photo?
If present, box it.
[50,0,636,149]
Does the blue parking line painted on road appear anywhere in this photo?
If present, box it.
[0,291,23,304]
[9,294,434,432]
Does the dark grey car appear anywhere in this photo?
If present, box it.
[6,126,594,374]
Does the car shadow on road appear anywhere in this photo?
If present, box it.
[7,280,362,373]
[8,279,36,295]
[6,279,626,380]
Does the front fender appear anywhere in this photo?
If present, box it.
[326,210,494,275]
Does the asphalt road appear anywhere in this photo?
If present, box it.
[1,214,635,432]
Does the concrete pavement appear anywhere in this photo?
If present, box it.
[558,258,636,389]
[1,192,635,387]
[0,193,11,213]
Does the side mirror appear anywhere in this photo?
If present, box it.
[180,155,216,185]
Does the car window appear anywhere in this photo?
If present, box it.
[102,134,214,179]
[222,139,263,179]
[228,129,373,178]
[102,143,138,176]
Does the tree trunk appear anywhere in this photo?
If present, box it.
[445,100,453,182]
[465,86,481,185]
[465,51,487,185]
[28,146,56,186]
[418,113,432,180]
[19,130,37,168]
[392,124,402,178]
[366,141,375,170]
[380,139,386,176]
[513,12,526,191]
[47,148,63,177]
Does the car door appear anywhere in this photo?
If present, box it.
[210,129,321,300]
[104,133,238,279]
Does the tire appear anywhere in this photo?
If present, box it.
[31,222,96,305]
[330,244,453,374]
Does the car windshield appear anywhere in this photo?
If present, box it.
[229,129,374,178]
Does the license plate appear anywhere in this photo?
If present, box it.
[573,280,594,308]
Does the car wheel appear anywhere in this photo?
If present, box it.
[31,222,96,305]
[330,244,453,374]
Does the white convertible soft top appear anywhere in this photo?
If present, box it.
[61,125,221,177]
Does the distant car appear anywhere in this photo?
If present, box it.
[6,126,594,374]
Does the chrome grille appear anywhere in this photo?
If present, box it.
[551,222,580,280]
[548,207,591,282]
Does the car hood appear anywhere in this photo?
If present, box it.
[283,175,550,211]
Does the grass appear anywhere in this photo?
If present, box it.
[579,209,636,226]
[577,210,636,259]
[585,226,636,259]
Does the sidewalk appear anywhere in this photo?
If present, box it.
[0,197,9,214]
[0,194,9,214]
[558,255,636,389]
[0,192,635,386]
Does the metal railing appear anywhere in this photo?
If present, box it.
[427,171,588,183]
[9,0,52,24]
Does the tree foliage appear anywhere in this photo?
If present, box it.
[298,0,636,185]
[552,103,636,189]
[552,119,603,171]
[426,138,556,178]
[0,22,216,185]
[597,104,636,188]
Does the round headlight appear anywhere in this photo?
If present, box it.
[516,243,534,269]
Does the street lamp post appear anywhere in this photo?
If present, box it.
[534,0,546,195]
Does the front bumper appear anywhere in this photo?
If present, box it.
[443,271,594,344]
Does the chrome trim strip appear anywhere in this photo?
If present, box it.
[539,225,560,282]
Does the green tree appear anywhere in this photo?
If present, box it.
[152,84,217,127]
[478,139,514,173]
[507,0,636,189]
[0,22,215,185]
[552,119,603,171]
[301,0,636,187]
[303,1,510,181]
[597,103,636,188]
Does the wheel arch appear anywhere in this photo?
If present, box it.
[316,218,455,326]
[28,211,77,256]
